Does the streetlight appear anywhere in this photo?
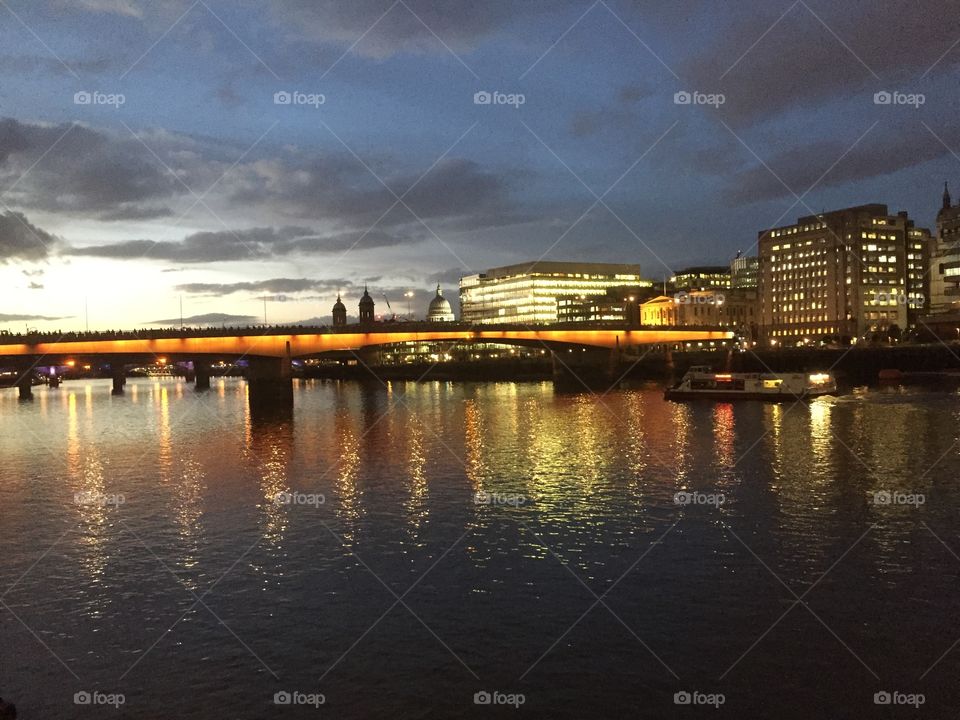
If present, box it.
[405,291,415,319]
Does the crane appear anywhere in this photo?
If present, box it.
[381,293,396,321]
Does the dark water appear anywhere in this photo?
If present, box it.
[1,378,959,719]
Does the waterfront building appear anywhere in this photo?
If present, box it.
[730,252,759,289]
[459,261,648,324]
[332,294,347,327]
[929,182,960,314]
[555,286,658,324]
[641,289,758,340]
[426,285,455,322]
[359,286,376,327]
[758,204,932,343]
[671,266,731,291]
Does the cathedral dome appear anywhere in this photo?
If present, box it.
[427,285,455,322]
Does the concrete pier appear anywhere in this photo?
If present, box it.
[14,372,32,401]
[111,366,126,395]
[194,360,211,391]
[246,354,293,408]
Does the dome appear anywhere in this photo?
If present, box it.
[427,285,455,322]
[359,287,375,308]
[333,295,346,311]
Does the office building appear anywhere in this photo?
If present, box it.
[671,266,731,291]
[758,204,932,343]
[459,261,648,324]
[730,252,759,289]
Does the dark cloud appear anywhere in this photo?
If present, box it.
[0,313,72,322]
[174,277,352,297]
[722,120,960,205]
[683,0,960,124]
[146,313,258,326]
[425,267,464,285]
[0,211,60,261]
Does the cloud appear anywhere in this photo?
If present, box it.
[0,313,72,322]
[682,0,960,124]
[0,211,60,262]
[27,281,44,290]
[146,313,258,326]
[174,277,352,297]
[62,0,143,16]
[425,267,464,284]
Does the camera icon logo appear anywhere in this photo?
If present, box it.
[274,91,292,105]
[873,91,892,105]
[474,91,492,105]
[74,691,92,705]
[674,91,692,105]
[874,490,892,505]
[274,691,292,705]
[674,691,692,705]
[874,691,892,705]
[474,691,492,705]
[74,91,92,105]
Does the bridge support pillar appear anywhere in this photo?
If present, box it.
[246,355,293,408]
[194,360,211,391]
[15,372,33,401]
[551,348,617,390]
[111,366,126,395]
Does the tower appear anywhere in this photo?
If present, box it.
[358,285,375,326]
[332,293,346,327]
[943,181,952,211]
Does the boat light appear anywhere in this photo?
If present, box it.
[808,373,831,384]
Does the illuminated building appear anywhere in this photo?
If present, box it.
[671,266,731,291]
[929,182,960,314]
[759,204,932,343]
[641,289,758,340]
[730,252,759,289]
[459,261,648,324]
[556,286,657,324]
[426,285,455,322]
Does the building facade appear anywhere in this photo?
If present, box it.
[730,253,759,289]
[758,204,932,344]
[671,266,731,291]
[641,289,758,339]
[929,182,960,314]
[459,261,648,324]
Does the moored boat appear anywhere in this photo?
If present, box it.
[665,366,837,402]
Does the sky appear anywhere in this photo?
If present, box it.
[2,0,960,329]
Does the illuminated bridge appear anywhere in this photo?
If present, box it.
[0,323,734,403]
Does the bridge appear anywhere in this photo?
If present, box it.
[0,323,734,404]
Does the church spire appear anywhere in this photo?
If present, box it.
[944,181,952,210]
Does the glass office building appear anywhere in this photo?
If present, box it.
[460,261,647,324]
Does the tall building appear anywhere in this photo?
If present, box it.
[332,294,347,327]
[459,261,648,324]
[671,266,731,291]
[358,286,376,327]
[758,204,932,343]
[426,285,455,322]
[929,182,960,314]
[730,252,759,289]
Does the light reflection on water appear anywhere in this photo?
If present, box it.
[1,378,960,719]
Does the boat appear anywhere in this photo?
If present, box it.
[665,366,837,402]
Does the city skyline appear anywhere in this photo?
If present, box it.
[3,1,960,329]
